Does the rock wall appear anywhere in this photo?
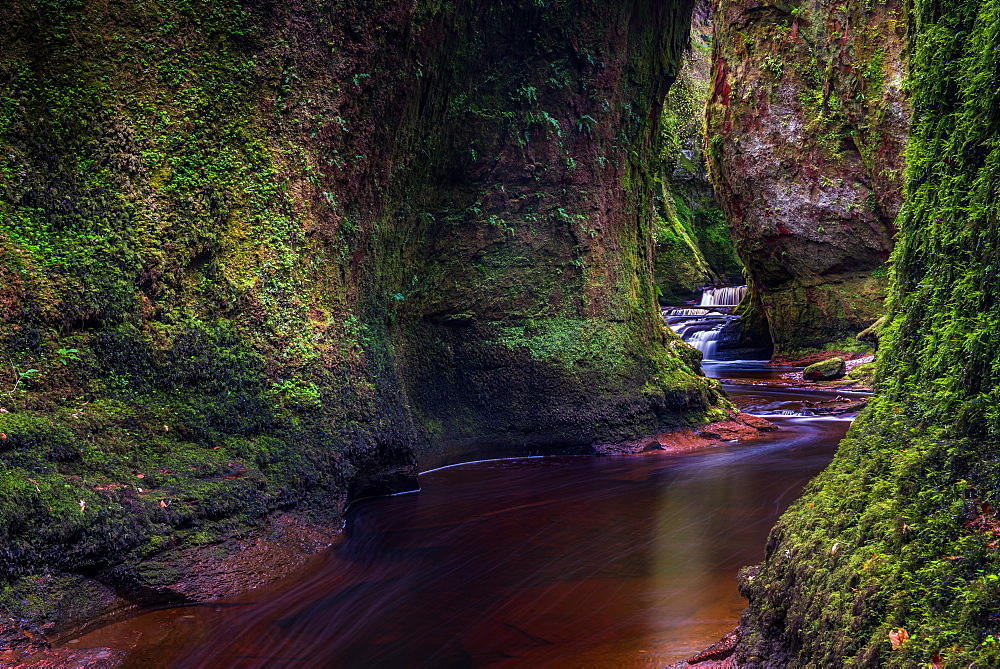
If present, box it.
[0,0,728,640]
[706,0,909,353]
[654,0,743,305]
[735,0,1000,665]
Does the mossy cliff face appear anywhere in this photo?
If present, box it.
[706,0,909,353]
[654,0,744,305]
[735,1,1000,665]
[0,0,726,637]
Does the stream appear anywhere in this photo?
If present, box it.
[67,360,858,668]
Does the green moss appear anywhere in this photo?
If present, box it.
[706,0,905,351]
[0,0,728,634]
[654,18,744,303]
[737,1,1000,665]
[802,356,846,381]
[778,334,875,362]
[845,361,875,385]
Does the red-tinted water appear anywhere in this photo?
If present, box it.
[69,369,849,667]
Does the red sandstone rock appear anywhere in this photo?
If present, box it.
[2,647,124,668]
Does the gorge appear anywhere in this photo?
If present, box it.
[2,0,1000,666]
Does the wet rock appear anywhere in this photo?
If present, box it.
[803,357,847,381]
[736,412,779,432]
[707,0,909,352]
[0,619,49,657]
[845,362,876,386]
[857,317,886,350]
[594,412,776,455]
[686,627,741,664]
[2,647,125,668]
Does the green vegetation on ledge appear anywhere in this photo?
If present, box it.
[654,1,743,304]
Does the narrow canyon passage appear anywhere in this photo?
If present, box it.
[67,365,854,667]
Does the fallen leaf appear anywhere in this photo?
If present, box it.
[159,500,167,508]
[931,653,943,669]
[136,473,145,479]
[889,628,909,650]
[163,425,169,432]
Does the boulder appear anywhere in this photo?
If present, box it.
[846,362,876,386]
[803,357,847,381]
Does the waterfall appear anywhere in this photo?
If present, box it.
[699,285,746,307]
[687,329,721,361]
[662,308,712,317]
[663,285,746,361]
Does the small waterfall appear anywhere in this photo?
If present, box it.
[662,308,712,317]
[687,329,721,360]
[663,285,746,362]
[698,285,747,308]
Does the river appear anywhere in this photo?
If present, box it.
[67,362,855,667]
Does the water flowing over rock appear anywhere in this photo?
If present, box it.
[699,285,746,308]
[707,0,910,353]
[663,285,749,361]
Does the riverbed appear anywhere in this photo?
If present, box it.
[67,362,855,667]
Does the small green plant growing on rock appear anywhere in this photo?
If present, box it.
[5,362,40,402]
[57,348,80,365]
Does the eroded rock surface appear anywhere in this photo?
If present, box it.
[707,0,909,352]
[0,0,728,638]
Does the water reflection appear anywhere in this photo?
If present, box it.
[71,365,848,667]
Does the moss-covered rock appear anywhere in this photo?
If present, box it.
[857,316,887,350]
[802,357,847,381]
[845,361,875,386]
[0,0,729,638]
[706,0,909,353]
[654,0,743,304]
[735,1,1000,665]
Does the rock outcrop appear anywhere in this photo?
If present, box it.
[707,0,909,353]
[0,0,728,641]
[734,1,1000,665]
[654,0,744,304]
[802,356,846,381]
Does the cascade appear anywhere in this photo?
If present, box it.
[698,285,747,308]
[686,329,721,360]
[663,286,747,361]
